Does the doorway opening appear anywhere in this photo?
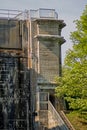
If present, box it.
[49,94,55,107]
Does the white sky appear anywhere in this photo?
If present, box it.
[0,0,87,64]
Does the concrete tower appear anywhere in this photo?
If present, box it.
[28,8,66,111]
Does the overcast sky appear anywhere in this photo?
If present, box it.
[0,0,87,64]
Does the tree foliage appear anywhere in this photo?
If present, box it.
[55,5,87,114]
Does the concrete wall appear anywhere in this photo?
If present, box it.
[0,19,22,49]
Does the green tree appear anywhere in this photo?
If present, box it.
[55,5,87,116]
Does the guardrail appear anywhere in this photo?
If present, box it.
[29,8,58,19]
[0,9,23,19]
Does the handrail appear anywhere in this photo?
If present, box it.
[48,101,69,130]
[29,8,58,19]
[0,9,23,19]
[59,111,75,130]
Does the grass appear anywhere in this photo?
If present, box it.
[66,111,87,130]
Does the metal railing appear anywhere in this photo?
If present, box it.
[0,8,58,20]
[0,9,23,19]
[59,111,76,130]
[29,8,58,19]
